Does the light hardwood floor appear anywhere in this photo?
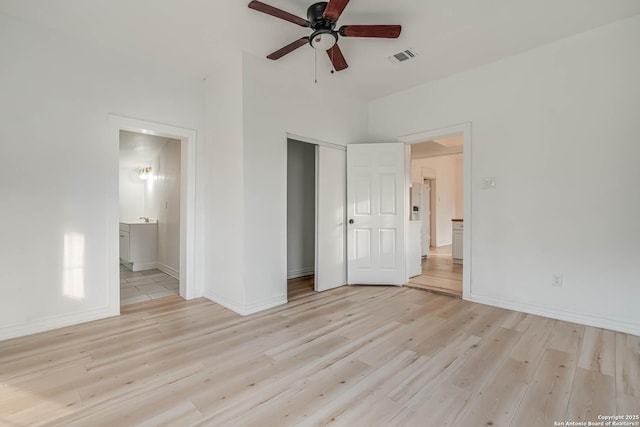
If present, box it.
[407,245,463,297]
[1,279,638,426]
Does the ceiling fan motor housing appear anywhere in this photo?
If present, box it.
[308,2,338,49]
[308,2,335,29]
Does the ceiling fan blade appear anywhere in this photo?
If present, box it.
[248,1,309,27]
[267,37,309,60]
[339,25,402,38]
[323,0,350,21]
[326,43,348,71]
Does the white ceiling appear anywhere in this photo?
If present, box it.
[2,0,640,100]
[411,135,463,159]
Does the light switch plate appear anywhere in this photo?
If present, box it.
[482,177,497,189]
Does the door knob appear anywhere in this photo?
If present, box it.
[349,219,354,224]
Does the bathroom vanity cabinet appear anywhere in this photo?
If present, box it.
[119,221,157,272]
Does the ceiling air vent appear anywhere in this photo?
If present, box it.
[388,49,418,64]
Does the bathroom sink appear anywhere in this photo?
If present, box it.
[120,219,157,225]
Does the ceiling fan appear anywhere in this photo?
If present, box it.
[248,0,401,72]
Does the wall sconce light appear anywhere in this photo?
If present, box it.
[138,166,152,180]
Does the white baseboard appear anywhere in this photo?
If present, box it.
[0,307,113,341]
[243,295,287,315]
[156,263,179,279]
[467,293,640,336]
[287,268,314,280]
[120,260,178,276]
[131,261,158,272]
[204,291,287,316]
[120,260,157,273]
[204,291,246,315]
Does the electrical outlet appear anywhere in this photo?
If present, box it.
[552,273,563,287]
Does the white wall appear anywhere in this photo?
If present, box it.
[119,168,145,220]
[6,9,637,340]
[241,52,368,313]
[370,15,640,335]
[201,52,368,315]
[202,49,246,313]
[411,154,463,247]
[146,140,181,275]
[0,13,205,340]
[287,139,316,278]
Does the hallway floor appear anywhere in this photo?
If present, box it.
[407,245,463,297]
[287,275,315,301]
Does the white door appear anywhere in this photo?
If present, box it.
[315,146,346,292]
[347,143,406,285]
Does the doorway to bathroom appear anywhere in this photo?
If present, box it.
[109,114,197,315]
[118,130,182,306]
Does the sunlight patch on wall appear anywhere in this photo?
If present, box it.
[63,232,85,300]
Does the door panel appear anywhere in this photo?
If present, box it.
[379,174,397,214]
[354,176,372,215]
[379,228,397,268]
[354,228,372,268]
[315,146,346,292]
[347,143,406,285]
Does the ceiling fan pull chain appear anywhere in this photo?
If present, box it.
[315,48,318,84]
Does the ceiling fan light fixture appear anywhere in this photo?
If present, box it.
[310,30,337,50]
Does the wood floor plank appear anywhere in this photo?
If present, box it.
[452,357,530,427]
[510,348,578,426]
[0,277,637,426]
[565,367,616,423]
[410,383,471,426]
[578,327,616,376]
[617,393,640,415]
[547,321,585,354]
[228,359,374,426]
[615,332,640,397]
[508,315,556,364]
[290,350,424,426]
[387,333,479,405]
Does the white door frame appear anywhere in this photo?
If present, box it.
[108,115,198,316]
[399,122,472,299]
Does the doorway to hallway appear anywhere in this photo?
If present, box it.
[401,122,470,298]
[406,245,462,297]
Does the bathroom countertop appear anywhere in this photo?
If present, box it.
[120,220,158,225]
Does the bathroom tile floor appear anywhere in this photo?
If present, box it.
[120,266,179,306]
